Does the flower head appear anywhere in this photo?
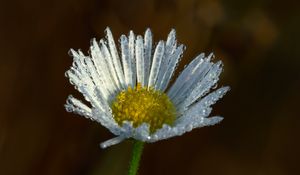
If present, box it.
[65,27,229,148]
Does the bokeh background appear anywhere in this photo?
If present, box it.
[1,0,299,174]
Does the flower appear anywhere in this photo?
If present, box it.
[65,27,229,148]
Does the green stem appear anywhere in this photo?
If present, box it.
[128,140,145,175]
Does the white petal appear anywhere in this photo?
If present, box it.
[99,39,122,91]
[166,29,177,54]
[90,39,117,101]
[167,53,205,98]
[135,35,145,86]
[176,107,213,125]
[148,124,173,142]
[183,61,223,106]
[77,51,112,110]
[120,35,132,88]
[92,108,121,136]
[176,116,223,134]
[66,54,110,113]
[100,121,150,148]
[158,44,184,91]
[105,27,125,88]
[148,116,223,142]
[178,86,230,115]
[66,49,106,108]
[100,136,125,149]
[148,41,165,88]
[84,53,111,101]
[143,28,152,86]
[133,123,151,141]
[114,121,151,142]
[128,31,136,87]
[118,121,135,138]
[65,95,92,118]
[156,29,179,90]
[171,54,214,105]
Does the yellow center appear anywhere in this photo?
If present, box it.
[111,83,176,133]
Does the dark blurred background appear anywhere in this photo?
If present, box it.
[1,0,299,174]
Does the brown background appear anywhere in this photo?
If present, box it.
[1,0,300,175]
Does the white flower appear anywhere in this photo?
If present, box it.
[65,28,229,148]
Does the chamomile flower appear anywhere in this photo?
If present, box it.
[65,28,229,148]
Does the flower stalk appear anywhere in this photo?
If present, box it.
[128,140,145,175]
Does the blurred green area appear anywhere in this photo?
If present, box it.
[0,0,299,174]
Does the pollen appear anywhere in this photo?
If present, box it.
[111,83,176,133]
